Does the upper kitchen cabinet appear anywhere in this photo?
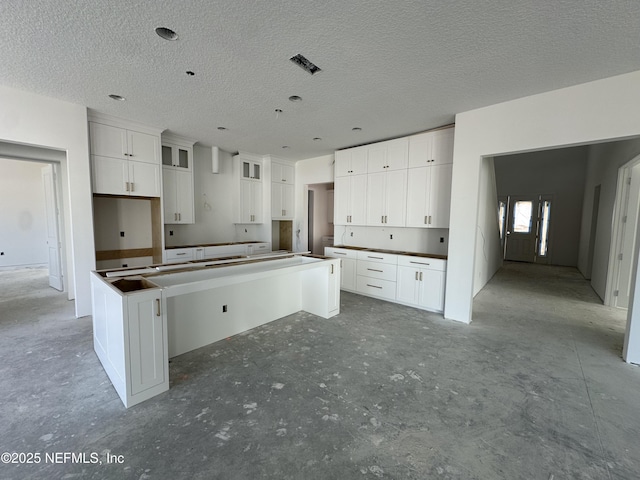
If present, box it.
[161,134,195,224]
[335,147,367,177]
[366,137,409,173]
[408,127,454,168]
[234,153,264,224]
[88,114,162,197]
[272,161,294,184]
[406,164,453,228]
[90,121,159,165]
[272,160,294,220]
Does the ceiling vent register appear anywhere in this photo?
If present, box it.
[290,54,321,75]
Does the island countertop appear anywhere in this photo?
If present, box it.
[331,245,447,260]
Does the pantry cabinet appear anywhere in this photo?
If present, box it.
[161,137,195,225]
[366,169,407,226]
[406,164,452,228]
[334,174,367,225]
[271,160,295,220]
[234,154,265,224]
[239,179,263,223]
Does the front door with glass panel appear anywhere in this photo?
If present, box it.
[502,194,552,263]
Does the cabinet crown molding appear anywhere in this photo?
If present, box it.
[161,132,196,147]
[87,110,163,136]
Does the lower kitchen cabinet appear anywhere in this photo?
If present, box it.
[396,256,446,312]
[323,247,357,291]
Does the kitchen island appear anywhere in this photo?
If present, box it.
[91,253,340,408]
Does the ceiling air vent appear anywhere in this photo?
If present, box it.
[290,54,321,75]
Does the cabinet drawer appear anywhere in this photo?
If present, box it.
[356,276,396,300]
[204,245,247,258]
[357,260,397,281]
[165,248,194,263]
[398,255,446,271]
[324,247,358,259]
[356,251,398,264]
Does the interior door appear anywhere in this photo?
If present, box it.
[616,164,640,308]
[504,195,538,262]
[41,164,63,291]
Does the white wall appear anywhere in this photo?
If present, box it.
[0,85,94,317]
[447,70,640,324]
[164,146,271,247]
[308,183,334,255]
[473,157,503,296]
[494,146,589,267]
[295,154,335,252]
[0,159,48,267]
[577,138,640,299]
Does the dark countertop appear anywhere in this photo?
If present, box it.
[331,245,447,260]
[166,241,265,250]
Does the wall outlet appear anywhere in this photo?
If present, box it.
[169,230,174,236]
[440,237,445,243]
[0,252,4,255]
[390,234,393,239]
[120,231,125,237]
[122,263,128,267]
[222,305,228,313]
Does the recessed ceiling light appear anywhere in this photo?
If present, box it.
[288,95,302,102]
[155,27,178,41]
[217,126,227,131]
[186,71,195,76]
[108,94,125,101]
[275,108,283,113]
[282,145,290,149]
[313,137,322,141]
[352,127,362,132]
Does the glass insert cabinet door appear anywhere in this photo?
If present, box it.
[162,144,190,169]
[242,161,261,180]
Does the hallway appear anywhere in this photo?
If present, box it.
[0,264,639,479]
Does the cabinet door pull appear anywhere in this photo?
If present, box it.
[155,298,161,316]
[428,215,432,224]
[130,182,134,192]
[334,251,346,255]
[424,215,428,225]
[178,213,181,221]
[367,268,383,273]
[419,272,423,281]
[368,256,383,260]
[384,215,387,223]
[176,252,186,256]
[125,181,130,192]
[415,271,419,280]
[367,284,383,289]
[410,260,430,266]
[381,215,384,223]
[330,264,334,274]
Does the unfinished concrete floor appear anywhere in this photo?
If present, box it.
[0,263,638,479]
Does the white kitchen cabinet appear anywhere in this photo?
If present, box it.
[366,169,407,226]
[335,147,368,177]
[324,247,357,291]
[272,161,294,184]
[163,168,195,224]
[89,118,161,197]
[194,247,205,260]
[91,273,168,408]
[92,155,161,197]
[355,250,398,301]
[238,179,263,223]
[90,122,159,164]
[366,137,409,173]
[408,127,454,168]
[406,164,452,228]
[162,142,192,171]
[241,159,262,180]
[162,136,195,225]
[204,244,247,258]
[334,174,367,225]
[165,247,195,263]
[272,183,294,219]
[396,256,446,312]
[247,242,271,255]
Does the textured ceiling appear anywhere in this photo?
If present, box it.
[1,1,639,160]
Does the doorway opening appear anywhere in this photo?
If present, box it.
[0,149,67,293]
[305,182,334,255]
[499,194,553,264]
[606,155,640,309]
